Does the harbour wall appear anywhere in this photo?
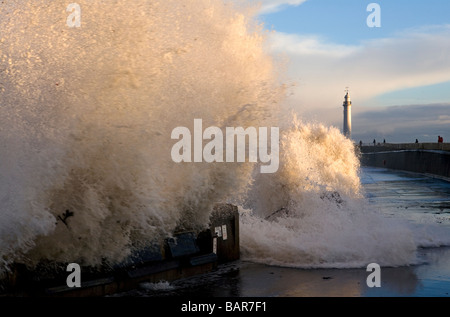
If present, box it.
[0,204,240,297]
[359,144,450,178]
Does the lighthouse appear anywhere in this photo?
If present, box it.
[342,88,352,138]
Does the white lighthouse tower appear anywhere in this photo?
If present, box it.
[343,88,352,138]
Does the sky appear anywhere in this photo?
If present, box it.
[245,0,450,143]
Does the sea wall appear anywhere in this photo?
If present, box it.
[360,147,450,178]
[360,143,450,153]
[0,203,240,297]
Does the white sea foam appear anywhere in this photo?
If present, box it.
[140,281,174,291]
[239,118,421,268]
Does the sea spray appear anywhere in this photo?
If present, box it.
[0,0,283,271]
[240,117,418,268]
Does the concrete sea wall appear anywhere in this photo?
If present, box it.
[1,203,240,297]
[359,144,450,178]
[361,143,450,153]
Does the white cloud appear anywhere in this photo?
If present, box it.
[352,104,450,143]
[269,32,361,57]
[247,0,308,14]
[266,26,450,127]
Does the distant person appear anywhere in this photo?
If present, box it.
[415,139,419,144]
[383,139,386,144]
[438,136,442,143]
[373,139,376,146]
[359,140,363,147]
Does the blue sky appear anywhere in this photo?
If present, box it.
[259,0,450,44]
[245,0,450,142]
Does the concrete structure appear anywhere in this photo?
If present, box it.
[360,142,450,153]
[210,204,240,264]
[359,144,450,179]
[343,89,352,138]
[0,203,241,297]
